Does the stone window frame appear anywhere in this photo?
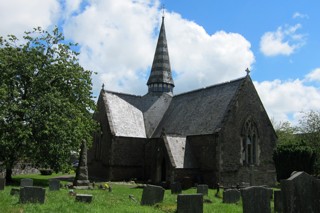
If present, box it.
[241,117,260,166]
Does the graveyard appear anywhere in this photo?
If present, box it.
[0,173,245,213]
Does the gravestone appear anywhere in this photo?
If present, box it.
[177,194,203,213]
[273,190,283,213]
[20,186,46,204]
[10,188,20,196]
[196,184,208,196]
[76,194,93,203]
[0,178,5,190]
[171,182,182,194]
[241,186,272,213]
[281,171,320,213]
[20,178,33,187]
[140,185,165,205]
[73,141,90,186]
[49,179,60,191]
[223,189,240,203]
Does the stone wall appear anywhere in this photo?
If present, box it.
[219,77,277,186]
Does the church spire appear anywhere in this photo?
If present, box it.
[147,16,174,94]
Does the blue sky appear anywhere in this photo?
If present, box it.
[1,0,320,125]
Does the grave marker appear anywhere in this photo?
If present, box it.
[141,185,165,205]
[76,194,93,203]
[197,184,208,196]
[177,194,203,213]
[49,179,60,191]
[171,182,182,194]
[241,186,272,213]
[20,186,45,204]
[20,178,33,187]
[273,190,283,213]
[223,189,240,203]
[281,171,320,213]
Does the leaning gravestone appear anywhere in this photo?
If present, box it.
[20,186,46,204]
[0,178,5,190]
[20,178,33,187]
[241,186,273,213]
[223,189,240,203]
[49,179,60,191]
[140,185,165,205]
[171,182,182,194]
[281,171,320,213]
[197,184,208,196]
[177,194,203,213]
[273,190,283,213]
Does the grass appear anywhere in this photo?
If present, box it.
[0,173,259,213]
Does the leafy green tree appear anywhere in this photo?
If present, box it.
[299,110,320,174]
[0,27,97,182]
[273,140,315,180]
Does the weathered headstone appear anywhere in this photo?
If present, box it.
[0,178,5,190]
[49,179,60,191]
[241,186,272,213]
[171,182,182,194]
[73,141,90,186]
[20,178,33,187]
[177,194,203,213]
[223,189,240,203]
[10,188,20,196]
[140,185,165,205]
[76,194,93,203]
[19,186,45,204]
[273,190,283,213]
[197,184,208,196]
[281,171,320,213]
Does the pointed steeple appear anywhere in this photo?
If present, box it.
[147,16,174,94]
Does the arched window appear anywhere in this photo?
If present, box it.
[242,118,259,165]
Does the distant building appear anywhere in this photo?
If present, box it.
[88,17,277,187]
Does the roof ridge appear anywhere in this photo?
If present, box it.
[173,76,246,97]
[103,89,143,98]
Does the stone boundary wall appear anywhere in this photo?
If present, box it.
[0,163,39,177]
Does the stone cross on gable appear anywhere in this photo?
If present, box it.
[245,68,250,76]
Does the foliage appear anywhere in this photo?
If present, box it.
[273,121,298,144]
[273,140,315,181]
[0,27,97,181]
[298,110,320,174]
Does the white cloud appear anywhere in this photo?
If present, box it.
[0,0,60,38]
[63,0,254,95]
[293,12,309,19]
[255,75,320,125]
[260,24,305,56]
[305,68,320,82]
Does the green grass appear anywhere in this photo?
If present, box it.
[0,174,253,213]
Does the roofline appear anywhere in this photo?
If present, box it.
[173,76,246,98]
[103,89,143,98]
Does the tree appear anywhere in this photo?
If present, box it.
[0,27,97,182]
[299,110,320,174]
[273,140,315,180]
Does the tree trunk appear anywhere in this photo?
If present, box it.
[5,167,13,183]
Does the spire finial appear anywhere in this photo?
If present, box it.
[245,68,250,76]
[161,4,165,19]
[102,83,105,90]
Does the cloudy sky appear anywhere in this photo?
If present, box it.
[1,0,320,125]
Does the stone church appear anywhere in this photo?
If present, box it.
[88,17,277,187]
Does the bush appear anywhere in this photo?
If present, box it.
[39,169,53,176]
[273,140,315,181]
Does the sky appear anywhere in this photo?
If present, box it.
[1,0,320,126]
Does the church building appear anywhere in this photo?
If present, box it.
[87,17,277,187]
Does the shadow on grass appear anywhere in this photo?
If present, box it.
[9,174,75,187]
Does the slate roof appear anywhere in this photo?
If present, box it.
[152,77,245,137]
[101,76,246,139]
[163,134,198,168]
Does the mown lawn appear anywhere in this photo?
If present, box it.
[0,174,247,213]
